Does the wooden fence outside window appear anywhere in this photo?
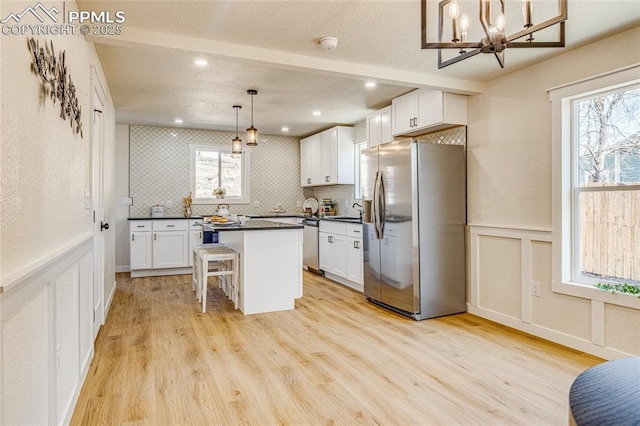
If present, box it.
[580,190,640,282]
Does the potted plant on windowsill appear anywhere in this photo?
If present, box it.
[213,187,226,199]
[596,282,640,298]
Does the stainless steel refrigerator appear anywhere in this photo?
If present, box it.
[362,138,466,320]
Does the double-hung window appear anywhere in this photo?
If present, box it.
[190,144,251,204]
[551,66,640,304]
[573,85,640,285]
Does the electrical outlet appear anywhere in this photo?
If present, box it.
[166,200,173,209]
[296,201,302,208]
[253,200,260,208]
[531,281,541,297]
[120,197,133,206]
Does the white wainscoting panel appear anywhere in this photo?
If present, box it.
[0,235,94,425]
[468,225,636,360]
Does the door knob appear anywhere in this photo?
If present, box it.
[100,221,109,231]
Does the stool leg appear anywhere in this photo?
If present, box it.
[200,272,209,314]
[233,253,239,309]
[197,253,203,302]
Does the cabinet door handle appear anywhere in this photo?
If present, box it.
[328,236,333,243]
[307,178,311,184]
[154,233,157,241]
[167,224,174,228]
[325,176,329,182]
[354,241,360,249]
[353,230,360,233]
[132,234,135,241]
[137,225,145,228]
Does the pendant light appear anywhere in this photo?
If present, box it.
[231,105,242,154]
[246,89,258,146]
[421,0,567,69]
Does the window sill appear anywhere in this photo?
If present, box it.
[553,280,640,310]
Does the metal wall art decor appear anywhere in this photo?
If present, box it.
[27,37,83,137]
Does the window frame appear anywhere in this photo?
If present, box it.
[570,85,640,286]
[189,144,251,205]
[550,64,640,310]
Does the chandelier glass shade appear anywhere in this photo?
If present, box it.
[421,0,567,68]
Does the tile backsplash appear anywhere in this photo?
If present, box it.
[128,122,462,219]
[129,125,305,217]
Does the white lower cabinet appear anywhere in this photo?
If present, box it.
[346,236,363,283]
[130,220,152,270]
[130,219,197,276]
[320,232,347,276]
[319,221,363,290]
[130,231,152,269]
[152,231,188,268]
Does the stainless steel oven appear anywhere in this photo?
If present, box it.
[302,218,322,274]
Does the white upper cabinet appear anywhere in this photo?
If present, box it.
[300,126,354,187]
[300,135,313,186]
[391,89,467,136]
[366,105,393,148]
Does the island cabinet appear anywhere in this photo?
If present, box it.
[366,105,393,148]
[215,221,303,315]
[300,126,354,187]
[319,221,363,291]
[391,89,467,137]
[130,218,201,277]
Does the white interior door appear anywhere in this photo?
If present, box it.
[91,83,105,340]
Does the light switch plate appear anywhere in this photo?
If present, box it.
[120,197,133,206]
[84,192,91,209]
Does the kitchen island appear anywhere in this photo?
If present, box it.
[202,220,303,315]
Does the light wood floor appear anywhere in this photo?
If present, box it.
[71,271,601,425]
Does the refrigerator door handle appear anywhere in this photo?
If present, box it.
[373,171,382,239]
[379,171,386,237]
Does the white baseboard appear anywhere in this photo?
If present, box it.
[130,267,192,278]
[467,304,632,360]
[105,279,116,317]
[323,272,363,293]
[115,265,130,273]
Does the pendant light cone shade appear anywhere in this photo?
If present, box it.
[246,89,258,146]
[232,105,242,154]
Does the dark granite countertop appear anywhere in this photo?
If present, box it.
[247,214,306,219]
[128,216,203,220]
[200,219,303,231]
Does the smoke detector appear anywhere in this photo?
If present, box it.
[320,37,338,50]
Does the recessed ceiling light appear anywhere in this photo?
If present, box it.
[281,127,290,132]
[194,59,208,67]
[312,111,321,116]
[174,119,183,124]
[365,82,377,88]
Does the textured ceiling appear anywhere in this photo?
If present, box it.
[79,0,640,137]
